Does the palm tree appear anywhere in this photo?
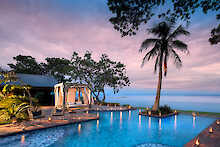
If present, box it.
[139,21,190,111]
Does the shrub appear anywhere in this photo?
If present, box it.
[0,96,31,121]
[159,105,173,114]
[95,101,120,106]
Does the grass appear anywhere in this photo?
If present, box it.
[0,120,11,125]
[136,107,220,117]
[177,110,220,117]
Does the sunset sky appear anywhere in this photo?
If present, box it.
[0,0,219,92]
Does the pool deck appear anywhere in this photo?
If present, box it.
[0,112,98,137]
[184,120,220,147]
[0,105,133,137]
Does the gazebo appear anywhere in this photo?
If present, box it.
[54,83,94,109]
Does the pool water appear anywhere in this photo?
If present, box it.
[0,110,215,147]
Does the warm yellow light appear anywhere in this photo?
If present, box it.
[174,110,177,113]
[216,120,220,125]
[146,107,149,110]
[128,105,131,109]
[21,135,25,143]
[97,120,99,128]
[195,138,200,146]
[148,111,151,116]
[209,127,213,133]
[48,117,52,121]
[192,112,196,117]
[159,112,162,117]
[78,124,81,133]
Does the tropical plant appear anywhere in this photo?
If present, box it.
[0,72,37,122]
[139,21,190,111]
[0,95,31,121]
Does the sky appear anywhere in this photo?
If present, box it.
[0,0,220,92]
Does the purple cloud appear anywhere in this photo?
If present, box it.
[0,0,219,91]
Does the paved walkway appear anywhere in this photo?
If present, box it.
[184,120,220,147]
[0,105,133,137]
[0,112,98,137]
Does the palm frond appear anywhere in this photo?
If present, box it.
[141,44,160,67]
[168,25,190,40]
[171,49,182,68]
[148,22,171,38]
[139,38,159,52]
[172,40,189,54]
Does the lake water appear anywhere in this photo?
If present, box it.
[106,95,220,113]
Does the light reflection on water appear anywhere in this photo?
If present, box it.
[0,110,215,147]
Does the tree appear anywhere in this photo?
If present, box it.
[107,0,219,37]
[139,21,190,111]
[8,55,45,74]
[69,51,130,101]
[8,55,72,83]
[44,57,71,83]
[209,14,220,45]
[96,54,130,101]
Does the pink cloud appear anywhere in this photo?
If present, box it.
[0,1,219,91]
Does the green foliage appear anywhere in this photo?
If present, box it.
[7,55,72,83]
[6,52,130,102]
[96,101,120,106]
[159,105,173,114]
[44,57,71,82]
[70,51,130,102]
[143,105,173,115]
[139,21,189,110]
[209,15,220,45]
[0,96,30,121]
[140,21,190,76]
[108,0,219,37]
[8,55,45,75]
[0,72,35,122]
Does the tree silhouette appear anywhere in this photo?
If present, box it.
[139,21,190,110]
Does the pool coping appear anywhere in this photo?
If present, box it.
[1,108,219,147]
[139,111,178,118]
[0,115,98,138]
[184,119,220,147]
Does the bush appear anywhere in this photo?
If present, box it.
[159,105,173,114]
[95,101,120,106]
[0,96,31,121]
[142,105,173,116]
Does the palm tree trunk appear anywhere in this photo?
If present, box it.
[102,89,106,102]
[152,56,163,111]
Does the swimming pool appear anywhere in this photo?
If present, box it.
[0,110,215,147]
